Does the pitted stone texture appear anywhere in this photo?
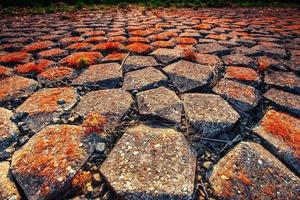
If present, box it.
[136,87,183,123]
[0,162,20,200]
[11,124,97,200]
[264,71,300,93]
[150,48,183,64]
[16,87,78,133]
[163,60,218,93]
[224,66,261,86]
[253,110,300,174]
[182,93,240,137]
[264,88,300,116]
[196,43,231,56]
[100,124,196,200]
[123,55,159,72]
[0,108,19,157]
[209,142,300,199]
[213,79,261,112]
[72,63,122,88]
[122,67,168,91]
[222,54,256,68]
[73,89,133,130]
[0,76,38,105]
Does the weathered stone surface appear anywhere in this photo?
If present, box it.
[11,124,100,200]
[37,66,75,85]
[224,66,261,86]
[38,48,68,59]
[0,52,32,64]
[59,52,103,68]
[123,55,159,72]
[15,59,55,75]
[73,89,133,130]
[210,142,300,199]
[182,93,240,137]
[16,87,79,133]
[253,110,300,174]
[122,67,168,91]
[264,71,300,93]
[0,107,19,157]
[0,65,13,79]
[212,79,261,112]
[256,56,279,72]
[222,54,256,68]
[100,124,196,200]
[264,88,300,116]
[163,60,218,92]
[72,63,122,88]
[123,43,153,54]
[196,43,231,56]
[136,87,183,123]
[0,161,20,200]
[150,48,183,64]
[0,76,38,105]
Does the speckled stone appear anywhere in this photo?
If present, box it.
[209,142,300,199]
[100,124,196,200]
[150,48,183,64]
[0,161,20,200]
[222,54,256,68]
[72,63,122,88]
[264,71,300,93]
[136,87,183,123]
[123,55,159,72]
[253,109,300,174]
[73,89,133,130]
[182,93,240,137]
[163,60,218,93]
[196,43,231,56]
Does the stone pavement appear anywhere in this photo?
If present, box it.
[0,7,299,200]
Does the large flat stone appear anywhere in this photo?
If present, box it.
[72,63,122,88]
[264,71,300,93]
[182,93,240,137]
[122,67,168,91]
[150,48,183,64]
[209,142,300,199]
[136,87,183,123]
[163,60,218,93]
[253,109,300,174]
[73,89,133,130]
[123,55,159,72]
[16,87,79,133]
[212,79,261,112]
[0,161,20,200]
[100,124,196,200]
[196,43,231,56]
[222,54,256,68]
[11,124,99,200]
[264,88,300,116]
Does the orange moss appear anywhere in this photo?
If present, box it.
[60,52,102,68]
[225,66,259,81]
[82,112,106,135]
[38,66,74,81]
[71,171,92,190]
[23,41,55,52]
[67,42,92,50]
[151,41,175,48]
[127,37,150,44]
[16,59,54,74]
[0,52,31,63]
[174,37,197,44]
[260,110,300,156]
[124,43,152,54]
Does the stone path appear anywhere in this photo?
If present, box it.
[0,7,299,200]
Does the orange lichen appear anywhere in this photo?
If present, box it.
[71,171,92,191]
[103,53,127,61]
[38,48,66,58]
[92,42,123,51]
[257,57,272,72]
[84,36,107,43]
[236,171,252,185]
[23,41,55,52]
[225,66,259,81]
[206,34,229,40]
[260,110,300,156]
[127,37,150,44]
[124,43,152,54]
[194,24,213,30]
[16,59,54,74]
[261,184,276,196]
[83,30,105,37]
[60,52,102,68]
[82,112,106,135]
[38,66,74,81]
[67,42,92,50]
[174,37,197,44]
[59,37,81,45]
[182,49,197,62]
[0,65,13,78]
[0,52,31,63]
[130,29,153,37]
[151,41,175,48]
[109,36,127,42]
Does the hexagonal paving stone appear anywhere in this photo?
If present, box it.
[0,107,19,158]
[224,66,261,86]
[222,54,256,68]
[182,93,240,137]
[264,88,300,116]
[123,55,159,72]
[0,76,38,105]
[11,124,99,200]
[212,79,261,112]
[196,43,231,56]
[73,89,133,130]
[16,87,79,133]
[209,142,300,199]
[136,87,183,123]
[264,71,300,93]
[59,52,103,68]
[0,161,20,200]
[252,110,300,174]
[122,67,168,91]
[72,63,122,88]
[0,52,32,64]
[163,60,218,93]
[150,48,183,64]
[100,124,196,200]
